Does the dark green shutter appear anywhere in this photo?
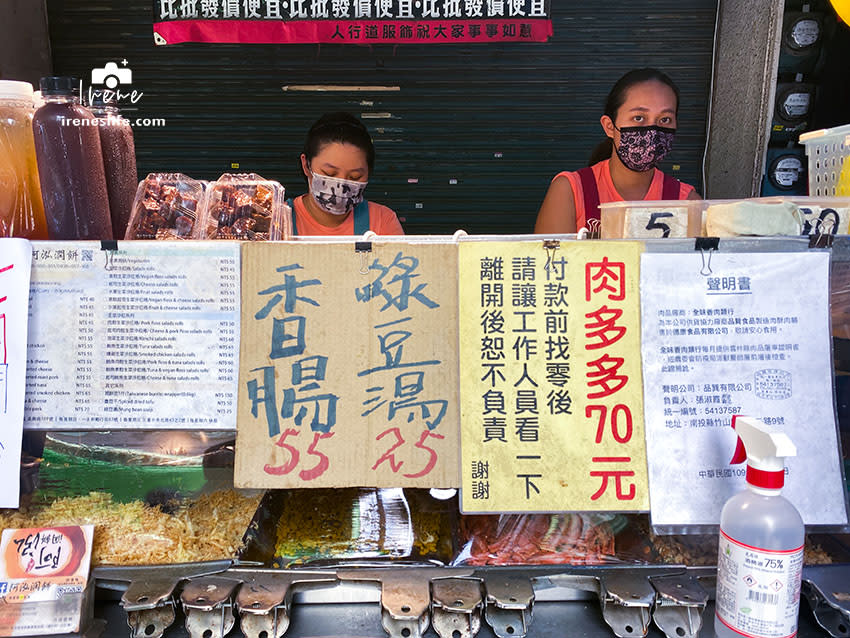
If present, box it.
[47,1,717,234]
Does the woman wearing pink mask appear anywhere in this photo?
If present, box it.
[534,68,700,234]
[288,112,404,236]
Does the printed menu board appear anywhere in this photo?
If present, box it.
[23,242,240,430]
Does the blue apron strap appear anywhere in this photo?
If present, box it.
[286,198,298,235]
[353,200,370,235]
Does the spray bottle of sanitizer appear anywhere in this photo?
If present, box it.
[715,416,804,638]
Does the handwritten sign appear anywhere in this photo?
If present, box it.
[0,525,93,636]
[458,240,648,512]
[624,206,691,239]
[641,251,848,529]
[24,241,240,430]
[235,241,458,488]
[0,239,32,509]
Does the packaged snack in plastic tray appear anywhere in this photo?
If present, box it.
[453,513,637,566]
[239,488,457,567]
[124,173,207,240]
[195,173,287,240]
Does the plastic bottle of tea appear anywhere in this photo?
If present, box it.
[32,76,113,240]
[90,93,137,240]
[0,80,49,238]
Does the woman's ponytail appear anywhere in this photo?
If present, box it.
[588,138,613,166]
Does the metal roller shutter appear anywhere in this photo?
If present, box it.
[47,1,717,234]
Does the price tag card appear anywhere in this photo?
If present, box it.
[0,525,94,636]
[0,239,32,508]
[235,241,459,489]
[24,242,240,430]
[458,241,648,513]
[624,206,691,239]
[641,251,848,529]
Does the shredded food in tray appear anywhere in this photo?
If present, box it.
[648,531,834,566]
[0,489,262,565]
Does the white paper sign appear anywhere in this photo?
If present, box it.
[624,206,690,239]
[0,239,32,508]
[641,251,848,528]
[24,241,240,430]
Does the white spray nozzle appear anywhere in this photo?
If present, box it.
[731,416,796,489]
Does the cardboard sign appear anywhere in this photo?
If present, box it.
[0,239,32,508]
[235,241,458,488]
[641,251,848,529]
[0,525,94,636]
[458,240,648,512]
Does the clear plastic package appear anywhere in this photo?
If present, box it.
[239,488,456,568]
[1,431,262,566]
[195,173,287,240]
[124,173,207,240]
[454,513,630,566]
[599,199,704,239]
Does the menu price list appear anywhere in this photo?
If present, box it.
[23,242,241,430]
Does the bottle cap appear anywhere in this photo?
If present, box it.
[0,80,34,101]
[39,76,79,97]
[730,415,796,491]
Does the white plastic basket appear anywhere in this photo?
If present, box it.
[799,123,850,197]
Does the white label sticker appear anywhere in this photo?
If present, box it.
[716,529,803,638]
[624,206,690,239]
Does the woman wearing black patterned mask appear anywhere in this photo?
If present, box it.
[287,111,404,236]
[534,68,701,234]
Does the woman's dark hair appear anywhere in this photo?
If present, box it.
[588,68,680,166]
[302,111,376,176]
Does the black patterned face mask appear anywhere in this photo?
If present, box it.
[309,172,368,215]
[613,125,676,173]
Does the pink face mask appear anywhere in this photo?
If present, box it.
[614,125,676,172]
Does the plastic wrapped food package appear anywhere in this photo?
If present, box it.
[0,431,261,566]
[237,488,456,568]
[454,513,628,566]
[0,490,262,566]
[195,173,287,240]
[124,173,206,240]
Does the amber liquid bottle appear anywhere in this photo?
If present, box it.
[90,95,137,240]
[0,80,49,238]
[32,76,113,240]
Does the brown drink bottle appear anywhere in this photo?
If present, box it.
[32,76,113,240]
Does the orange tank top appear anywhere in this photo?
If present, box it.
[553,160,696,230]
